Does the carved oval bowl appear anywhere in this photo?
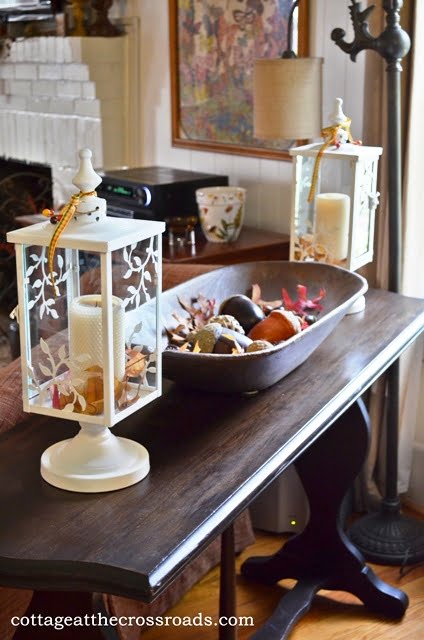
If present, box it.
[158,261,367,393]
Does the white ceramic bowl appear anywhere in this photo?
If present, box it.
[196,186,246,243]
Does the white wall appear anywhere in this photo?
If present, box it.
[121,0,365,235]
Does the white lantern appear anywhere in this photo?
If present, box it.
[289,141,382,273]
[7,149,165,493]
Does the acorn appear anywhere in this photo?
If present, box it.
[188,323,251,354]
[218,295,265,333]
[188,323,222,353]
[213,328,252,354]
[246,340,274,353]
[248,310,302,344]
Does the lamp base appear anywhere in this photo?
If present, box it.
[40,422,150,493]
[349,507,424,566]
[346,294,366,315]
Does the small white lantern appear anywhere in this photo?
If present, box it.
[289,100,382,276]
[7,149,165,493]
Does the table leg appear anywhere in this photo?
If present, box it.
[219,523,237,640]
[241,399,409,640]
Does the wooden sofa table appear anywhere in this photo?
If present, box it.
[1,288,424,640]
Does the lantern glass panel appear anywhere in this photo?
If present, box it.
[21,235,161,424]
[23,243,73,408]
[111,236,160,417]
[353,160,377,260]
[294,156,353,268]
[294,156,315,240]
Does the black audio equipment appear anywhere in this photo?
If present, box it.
[97,166,228,222]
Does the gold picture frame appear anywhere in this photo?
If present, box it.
[169,0,309,161]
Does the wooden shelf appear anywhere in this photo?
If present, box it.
[163,226,290,264]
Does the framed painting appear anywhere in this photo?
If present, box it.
[169,0,309,160]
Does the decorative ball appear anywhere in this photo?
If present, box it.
[209,314,245,334]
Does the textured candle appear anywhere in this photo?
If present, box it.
[69,295,125,381]
[315,193,350,261]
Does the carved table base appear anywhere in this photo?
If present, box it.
[241,400,408,640]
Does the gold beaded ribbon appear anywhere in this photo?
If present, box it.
[43,190,96,295]
[307,119,357,203]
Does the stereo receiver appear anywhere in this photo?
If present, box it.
[97,166,228,222]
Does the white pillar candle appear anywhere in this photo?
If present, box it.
[69,295,125,381]
[315,193,350,261]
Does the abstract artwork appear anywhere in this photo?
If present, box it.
[169,0,308,159]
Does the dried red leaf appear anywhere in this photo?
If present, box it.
[282,285,326,314]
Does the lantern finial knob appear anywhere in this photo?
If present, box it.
[73,148,102,194]
[329,98,348,126]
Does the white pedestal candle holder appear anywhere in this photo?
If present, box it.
[8,149,165,493]
[41,422,150,493]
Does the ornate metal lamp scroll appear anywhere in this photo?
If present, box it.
[333,2,424,566]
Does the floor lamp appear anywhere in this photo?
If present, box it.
[332,0,424,566]
[254,0,423,565]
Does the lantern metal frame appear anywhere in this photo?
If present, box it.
[289,142,382,273]
[7,151,165,493]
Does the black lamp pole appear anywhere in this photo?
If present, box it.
[332,0,424,565]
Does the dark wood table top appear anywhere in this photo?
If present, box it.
[0,289,423,603]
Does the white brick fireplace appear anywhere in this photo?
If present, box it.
[0,27,138,207]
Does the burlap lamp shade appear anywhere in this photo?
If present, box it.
[253,57,323,140]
